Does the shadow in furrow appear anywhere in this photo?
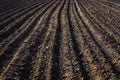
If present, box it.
[67,0,90,80]
[51,0,66,80]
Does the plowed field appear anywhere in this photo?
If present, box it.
[0,0,120,80]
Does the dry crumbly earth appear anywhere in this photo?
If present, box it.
[0,0,120,80]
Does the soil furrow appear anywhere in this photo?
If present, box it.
[98,0,120,11]
[0,0,57,79]
[78,0,120,62]
[72,1,106,79]
[74,1,119,79]
[0,4,25,17]
[0,1,44,22]
[0,0,54,54]
[0,0,53,42]
[0,0,119,79]
[56,0,78,79]
[67,0,90,79]
[0,2,41,31]
[84,0,120,35]
[0,8,48,79]
[0,0,58,80]
[50,0,67,80]
[81,0,120,52]
[0,0,50,31]
[0,5,25,19]
[30,0,61,79]
[75,1,119,78]
[0,0,56,76]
